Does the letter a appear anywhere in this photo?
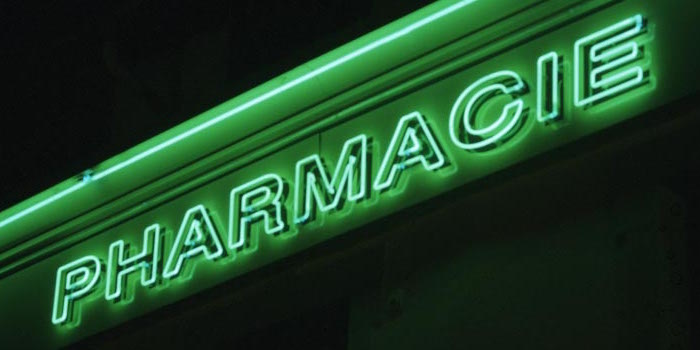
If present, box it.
[374,112,446,191]
[163,205,225,279]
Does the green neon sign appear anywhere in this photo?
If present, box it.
[1,0,698,348]
[49,13,655,327]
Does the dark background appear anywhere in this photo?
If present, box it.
[0,0,431,211]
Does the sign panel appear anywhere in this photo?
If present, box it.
[0,0,699,348]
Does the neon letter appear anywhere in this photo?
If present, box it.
[52,256,102,326]
[294,135,368,224]
[537,52,561,123]
[105,224,163,302]
[229,174,287,250]
[162,205,225,279]
[374,112,446,192]
[449,70,528,151]
[574,15,647,107]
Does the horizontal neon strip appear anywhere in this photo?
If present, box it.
[0,0,479,230]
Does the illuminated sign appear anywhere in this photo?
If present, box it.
[1,1,698,348]
[51,14,653,327]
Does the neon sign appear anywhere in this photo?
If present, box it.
[51,14,653,327]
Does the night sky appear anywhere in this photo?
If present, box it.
[0,0,432,211]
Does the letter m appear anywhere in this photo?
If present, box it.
[294,134,368,224]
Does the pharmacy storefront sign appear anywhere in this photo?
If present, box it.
[0,1,697,348]
[53,13,653,326]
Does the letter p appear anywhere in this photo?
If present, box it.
[52,255,102,326]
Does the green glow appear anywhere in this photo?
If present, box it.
[3,181,86,229]
[0,0,479,231]
[449,70,528,151]
[162,205,225,279]
[228,174,287,251]
[373,112,447,192]
[0,0,685,340]
[52,256,101,325]
[574,14,647,107]
[105,224,162,302]
[294,135,368,224]
[45,10,666,329]
[537,52,561,123]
